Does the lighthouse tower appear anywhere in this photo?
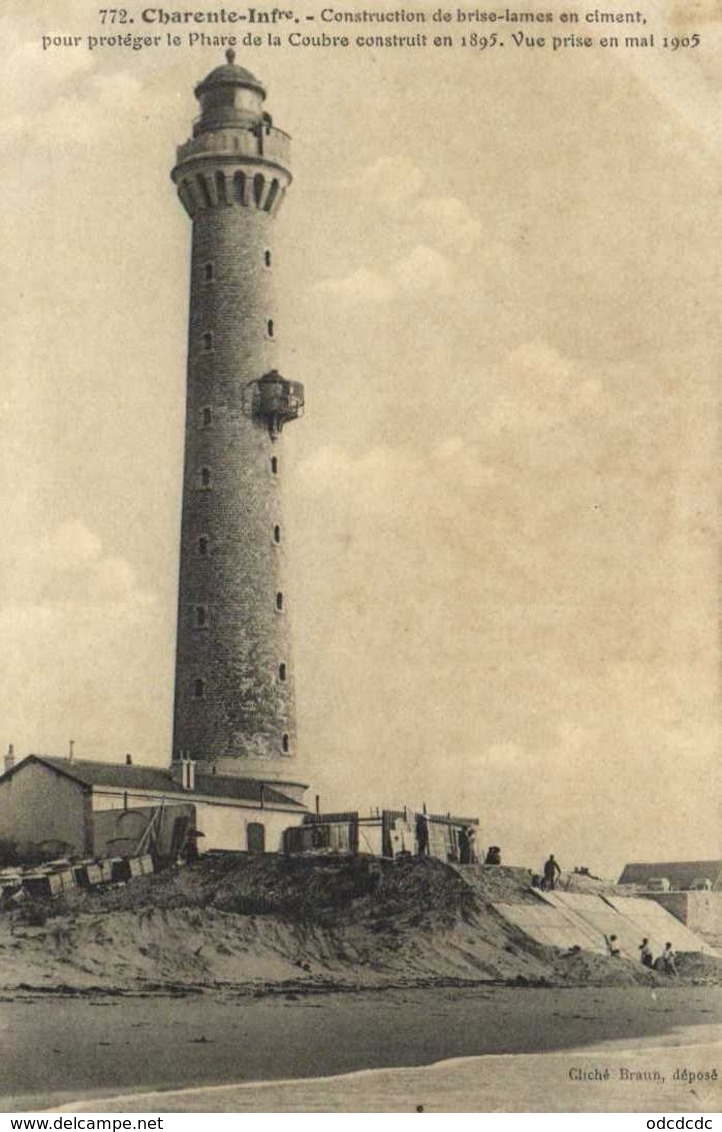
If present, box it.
[171,54,305,798]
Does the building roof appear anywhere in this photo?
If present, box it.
[618,860,722,889]
[9,755,304,810]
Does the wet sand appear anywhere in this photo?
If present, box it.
[2,982,721,1111]
[57,1038,722,1113]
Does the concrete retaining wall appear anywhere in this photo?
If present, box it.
[644,891,722,949]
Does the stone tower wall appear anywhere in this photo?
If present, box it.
[171,112,300,784]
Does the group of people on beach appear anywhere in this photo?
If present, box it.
[604,933,678,974]
[534,853,681,976]
[639,937,678,975]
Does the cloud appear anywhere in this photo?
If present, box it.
[357,158,482,248]
[24,71,141,149]
[0,23,140,149]
[0,520,154,610]
[319,157,478,304]
[46,520,103,571]
[358,157,481,250]
[38,520,153,607]
[355,155,426,206]
[411,195,482,251]
[319,244,455,304]
[318,267,394,304]
[488,340,606,434]
[391,244,455,295]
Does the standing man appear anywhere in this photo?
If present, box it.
[542,854,562,890]
[661,942,678,976]
[639,938,653,968]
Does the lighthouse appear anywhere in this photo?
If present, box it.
[170,54,305,800]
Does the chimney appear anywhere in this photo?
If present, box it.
[125,753,133,766]
[4,744,15,774]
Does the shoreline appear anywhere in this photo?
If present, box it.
[50,1035,722,1114]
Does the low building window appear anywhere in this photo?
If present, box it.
[198,535,209,557]
[278,663,287,682]
[271,456,278,475]
[282,733,289,753]
[266,319,274,338]
[200,406,212,428]
[198,467,211,489]
[273,524,281,544]
[203,262,214,283]
[193,678,205,699]
[264,250,271,267]
[195,605,208,629]
[202,331,213,352]
[276,592,283,612]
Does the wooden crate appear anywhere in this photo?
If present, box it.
[22,873,63,899]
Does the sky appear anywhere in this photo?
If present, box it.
[0,0,720,877]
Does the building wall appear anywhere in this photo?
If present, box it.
[93,803,196,859]
[687,892,722,948]
[0,761,91,856]
[91,787,299,853]
[646,891,722,949]
[193,800,293,853]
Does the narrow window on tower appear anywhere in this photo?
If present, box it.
[253,173,265,208]
[273,524,281,544]
[233,170,247,206]
[278,663,287,682]
[203,262,214,283]
[196,174,213,209]
[276,592,283,612]
[215,170,228,207]
[193,678,205,699]
[270,456,278,475]
[198,535,209,557]
[264,179,280,213]
[194,605,209,629]
[266,319,274,338]
[282,733,290,754]
[200,406,212,429]
[264,250,271,267]
[202,331,214,352]
[198,467,211,490]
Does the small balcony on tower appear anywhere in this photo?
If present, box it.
[244,370,305,440]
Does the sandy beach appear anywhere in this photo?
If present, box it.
[2,859,720,1112]
[54,1039,722,1114]
[2,982,721,1112]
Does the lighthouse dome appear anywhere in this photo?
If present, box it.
[195,50,266,99]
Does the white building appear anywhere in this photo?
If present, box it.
[0,754,306,859]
